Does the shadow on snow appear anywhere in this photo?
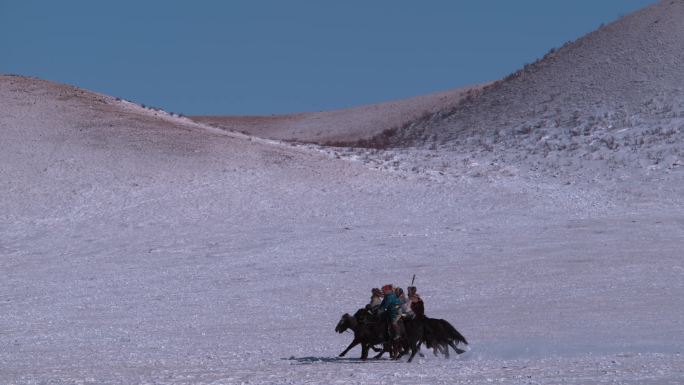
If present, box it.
[283,356,392,365]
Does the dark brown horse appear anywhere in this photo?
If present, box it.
[421,317,468,357]
[335,309,423,362]
[335,308,390,360]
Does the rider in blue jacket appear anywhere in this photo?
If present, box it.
[378,284,402,339]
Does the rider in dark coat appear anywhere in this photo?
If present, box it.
[408,286,425,319]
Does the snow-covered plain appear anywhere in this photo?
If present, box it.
[2,75,683,384]
[2,2,684,383]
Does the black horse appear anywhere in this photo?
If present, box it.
[335,309,423,362]
[382,316,423,362]
[370,315,468,360]
[421,317,469,357]
[335,308,390,360]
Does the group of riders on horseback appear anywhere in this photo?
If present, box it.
[369,284,424,340]
[335,284,468,362]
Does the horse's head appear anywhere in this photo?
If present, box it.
[335,313,352,333]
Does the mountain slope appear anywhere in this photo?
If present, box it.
[191,85,482,144]
[0,75,367,224]
[360,0,683,173]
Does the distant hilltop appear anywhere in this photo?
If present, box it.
[361,0,683,156]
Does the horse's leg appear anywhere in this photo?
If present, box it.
[392,340,400,359]
[374,343,388,359]
[393,340,407,360]
[397,345,408,360]
[339,338,360,357]
[394,346,405,360]
[449,340,466,355]
[426,339,440,356]
[361,343,370,360]
[433,343,448,358]
[407,345,418,363]
[416,341,425,358]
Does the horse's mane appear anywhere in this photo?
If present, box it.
[353,308,367,319]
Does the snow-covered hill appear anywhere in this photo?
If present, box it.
[0,75,354,224]
[352,0,683,180]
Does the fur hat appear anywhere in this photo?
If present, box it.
[381,284,394,293]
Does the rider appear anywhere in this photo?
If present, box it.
[366,287,383,312]
[378,284,402,340]
[395,287,414,319]
[407,286,425,319]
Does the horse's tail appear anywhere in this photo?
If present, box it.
[440,319,468,345]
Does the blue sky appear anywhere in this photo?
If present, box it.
[1,1,656,115]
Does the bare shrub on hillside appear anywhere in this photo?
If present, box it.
[601,135,619,150]
[324,127,399,149]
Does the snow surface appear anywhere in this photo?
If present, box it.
[2,74,683,384]
[1,3,684,382]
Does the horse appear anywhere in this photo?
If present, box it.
[335,308,392,360]
[388,316,424,362]
[336,309,423,362]
[421,317,468,357]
